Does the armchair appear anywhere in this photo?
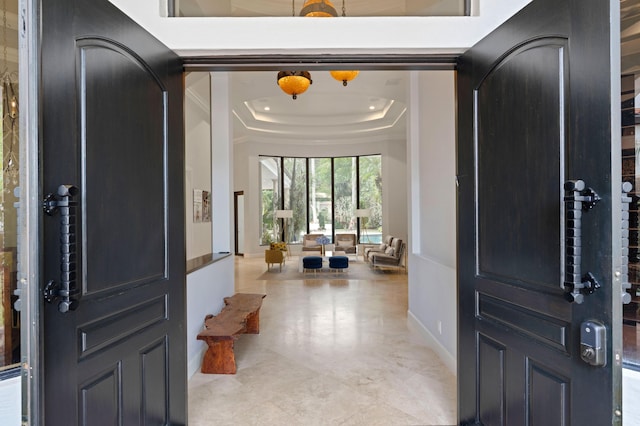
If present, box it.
[265,249,285,271]
[301,234,324,253]
[334,234,357,254]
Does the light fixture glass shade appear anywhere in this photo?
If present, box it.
[277,71,312,100]
[354,208,370,217]
[300,0,338,17]
[275,209,294,218]
[330,70,360,86]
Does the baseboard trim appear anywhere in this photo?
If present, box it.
[188,347,207,378]
[407,310,457,376]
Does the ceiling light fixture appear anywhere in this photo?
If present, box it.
[277,0,358,99]
[277,71,313,100]
[329,0,359,87]
[330,70,360,86]
[300,0,338,17]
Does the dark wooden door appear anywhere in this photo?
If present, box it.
[457,0,622,424]
[41,0,186,424]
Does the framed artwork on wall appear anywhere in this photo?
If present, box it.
[193,189,202,223]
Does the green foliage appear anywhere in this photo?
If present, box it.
[318,210,326,229]
[261,154,382,243]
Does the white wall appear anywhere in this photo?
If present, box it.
[186,256,234,377]
[407,71,457,374]
[185,72,236,378]
[624,368,640,426]
[211,73,234,253]
[0,375,20,425]
[234,139,407,257]
[108,0,533,56]
[185,73,212,259]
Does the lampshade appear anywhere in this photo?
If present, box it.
[355,208,370,217]
[330,70,360,86]
[300,0,338,17]
[277,71,312,100]
[275,209,294,218]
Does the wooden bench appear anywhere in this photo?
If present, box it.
[197,293,266,374]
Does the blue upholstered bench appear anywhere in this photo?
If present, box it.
[329,255,349,272]
[302,256,323,273]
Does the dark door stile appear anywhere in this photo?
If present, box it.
[41,0,186,424]
[457,0,620,425]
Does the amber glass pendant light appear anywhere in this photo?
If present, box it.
[277,0,358,99]
[277,71,313,100]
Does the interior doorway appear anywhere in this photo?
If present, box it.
[234,191,245,255]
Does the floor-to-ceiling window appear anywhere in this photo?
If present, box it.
[260,154,382,245]
[333,157,357,240]
[260,156,282,245]
[358,154,382,243]
[309,157,333,240]
[283,157,307,244]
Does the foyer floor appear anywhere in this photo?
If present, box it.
[187,255,457,425]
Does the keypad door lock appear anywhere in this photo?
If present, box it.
[580,320,606,367]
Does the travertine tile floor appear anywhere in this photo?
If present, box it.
[188,255,456,425]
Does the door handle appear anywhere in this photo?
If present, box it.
[563,180,601,304]
[43,185,80,313]
[621,182,633,304]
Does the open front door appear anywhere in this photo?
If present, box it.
[457,0,622,424]
[40,0,186,424]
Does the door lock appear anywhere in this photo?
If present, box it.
[580,320,606,367]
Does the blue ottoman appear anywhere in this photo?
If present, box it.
[329,255,349,272]
[302,256,323,273]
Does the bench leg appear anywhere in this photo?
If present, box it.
[201,338,237,374]
[245,308,261,334]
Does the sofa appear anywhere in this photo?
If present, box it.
[369,237,405,271]
[364,235,394,261]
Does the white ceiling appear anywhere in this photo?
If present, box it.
[187,69,409,144]
[232,70,407,143]
[171,2,541,146]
